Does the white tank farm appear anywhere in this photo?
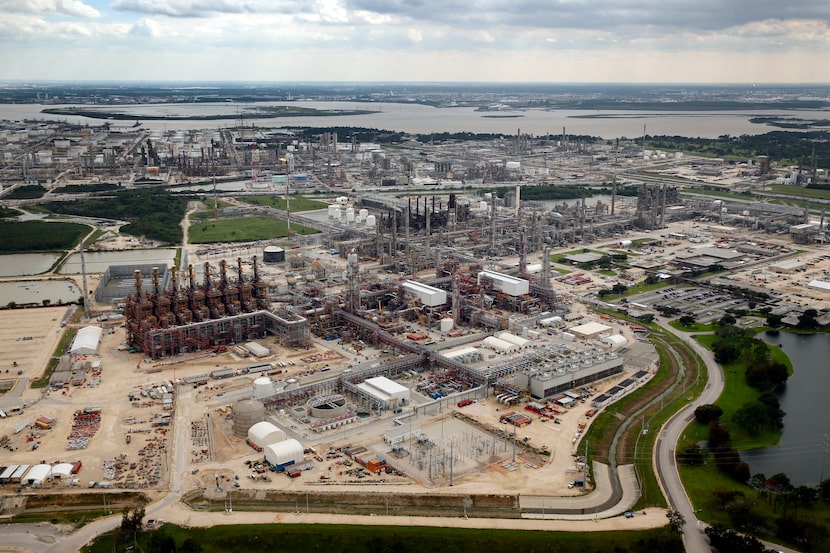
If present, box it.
[247,421,286,449]
[252,376,274,399]
[264,438,304,469]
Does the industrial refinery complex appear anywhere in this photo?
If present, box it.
[1,94,830,551]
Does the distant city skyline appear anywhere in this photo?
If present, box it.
[1,0,829,83]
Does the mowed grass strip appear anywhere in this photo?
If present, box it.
[84,523,682,553]
[189,216,318,243]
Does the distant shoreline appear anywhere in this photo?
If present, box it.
[41,106,378,121]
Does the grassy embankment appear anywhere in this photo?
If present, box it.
[584,309,707,510]
[83,523,683,553]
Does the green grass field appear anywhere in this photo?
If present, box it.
[239,195,329,211]
[188,216,318,243]
[668,319,718,333]
[768,184,830,200]
[84,523,683,553]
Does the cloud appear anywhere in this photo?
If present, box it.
[344,0,830,35]
[2,0,100,18]
[129,17,160,36]
[110,0,316,18]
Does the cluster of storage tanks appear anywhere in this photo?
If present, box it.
[327,205,376,228]
[232,398,304,472]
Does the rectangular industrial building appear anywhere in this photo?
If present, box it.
[357,376,410,409]
[477,270,529,296]
[401,280,448,307]
[514,353,625,400]
[568,321,612,339]
[769,260,805,273]
[808,280,830,293]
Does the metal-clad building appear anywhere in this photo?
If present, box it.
[478,270,529,296]
[401,280,447,307]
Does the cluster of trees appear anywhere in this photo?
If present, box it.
[46,190,187,244]
[711,326,789,391]
[705,525,775,553]
[54,182,121,194]
[5,184,46,199]
[647,130,830,168]
[293,126,406,144]
[0,220,88,253]
[766,308,823,329]
[683,403,830,549]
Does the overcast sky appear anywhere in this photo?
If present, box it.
[1,0,829,83]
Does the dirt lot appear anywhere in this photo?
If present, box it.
[0,300,653,509]
[0,306,68,386]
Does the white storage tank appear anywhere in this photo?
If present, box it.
[440,318,454,332]
[365,214,376,228]
[264,438,304,469]
[359,208,369,219]
[252,376,274,399]
[346,207,355,223]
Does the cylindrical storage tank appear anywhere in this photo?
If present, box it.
[263,246,285,263]
[328,205,337,218]
[264,438,304,469]
[359,208,368,219]
[345,207,355,222]
[365,214,376,228]
[332,206,341,220]
[284,378,299,391]
[479,201,488,212]
[247,421,286,449]
[440,318,454,332]
[252,376,274,399]
[232,399,266,437]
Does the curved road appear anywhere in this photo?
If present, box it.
[652,318,725,553]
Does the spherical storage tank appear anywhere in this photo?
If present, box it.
[232,399,266,437]
[264,438,304,469]
[252,376,274,399]
[263,246,285,264]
